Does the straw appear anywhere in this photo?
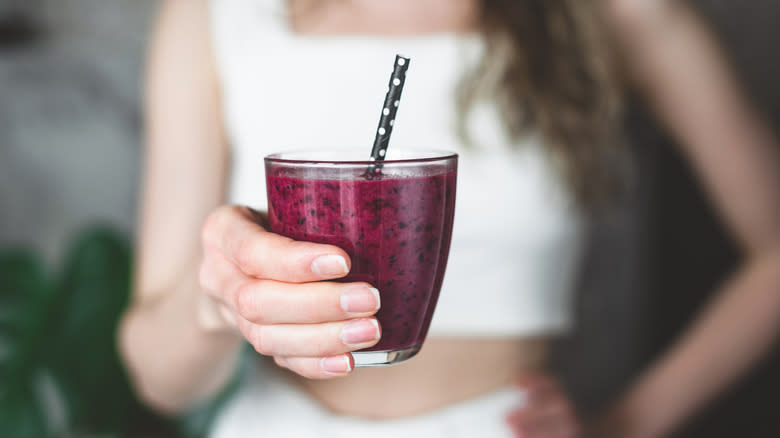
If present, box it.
[367,54,410,176]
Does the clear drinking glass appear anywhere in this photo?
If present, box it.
[264,149,457,366]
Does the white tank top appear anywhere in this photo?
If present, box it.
[210,0,584,336]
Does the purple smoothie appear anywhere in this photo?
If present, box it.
[266,170,456,352]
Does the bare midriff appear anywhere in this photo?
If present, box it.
[281,337,549,419]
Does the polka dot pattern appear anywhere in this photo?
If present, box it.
[369,54,410,174]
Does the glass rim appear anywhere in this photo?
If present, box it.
[264,148,458,166]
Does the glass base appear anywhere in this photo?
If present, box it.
[351,345,421,367]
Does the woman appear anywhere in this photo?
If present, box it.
[119,0,780,437]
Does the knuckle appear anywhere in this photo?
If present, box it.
[273,356,287,369]
[234,205,257,222]
[201,207,227,246]
[223,204,247,221]
[249,325,270,356]
[197,256,225,301]
[299,289,325,321]
[197,259,213,291]
[310,339,332,358]
[303,306,322,323]
[228,205,247,215]
[256,327,274,356]
[235,282,261,321]
[234,237,257,272]
[284,362,311,379]
[202,205,248,248]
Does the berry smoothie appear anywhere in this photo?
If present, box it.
[266,169,456,355]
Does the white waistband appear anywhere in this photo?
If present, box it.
[210,360,526,438]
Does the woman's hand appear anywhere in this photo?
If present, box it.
[506,373,583,438]
[198,205,381,379]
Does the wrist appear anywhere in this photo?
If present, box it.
[587,406,630,438]
[588,400,656,438]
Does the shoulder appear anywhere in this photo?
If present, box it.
[602,0,675,33]
[150,0,212,55]
[146,0,220,106]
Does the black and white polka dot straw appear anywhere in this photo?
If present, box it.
[368,54,410,174]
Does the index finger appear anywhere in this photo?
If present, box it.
[203,206,351,282]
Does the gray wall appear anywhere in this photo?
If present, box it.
[0,0,156,263]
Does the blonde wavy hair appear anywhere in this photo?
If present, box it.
[459,0,626,208]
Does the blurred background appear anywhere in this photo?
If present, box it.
[0,0,778,437]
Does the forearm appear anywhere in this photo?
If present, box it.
[600,251,780,438]
[607,1,780,253]
[597,1,780,435]
[119,265,244,415]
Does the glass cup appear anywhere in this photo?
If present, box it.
[264,149,457,366]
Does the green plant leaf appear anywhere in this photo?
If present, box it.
[1,228,187,437]
[43,227,182,437]
[0,382,48,438]
[0,250,56,438]
[44,228,138,432]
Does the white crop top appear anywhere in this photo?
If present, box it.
[210,0,585,337]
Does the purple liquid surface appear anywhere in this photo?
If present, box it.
[266,171,456,352]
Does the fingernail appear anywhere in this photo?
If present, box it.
[311,255,349,277]
[340,318,380,346]
[320,355,352,375]
[340,286,381,314]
